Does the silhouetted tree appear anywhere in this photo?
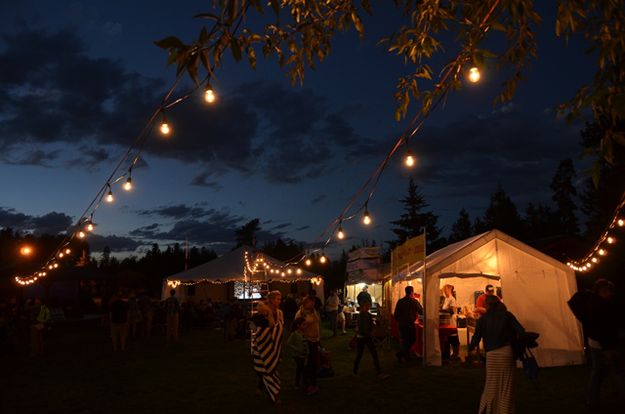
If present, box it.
[449,208,473,243]
[235,218,261,248]
[389,177,443,251]
[550,158,579,236]
[483,185,524,238]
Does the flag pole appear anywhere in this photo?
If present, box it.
[422,230,427,367]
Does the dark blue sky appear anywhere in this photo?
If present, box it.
[0,1,597,256]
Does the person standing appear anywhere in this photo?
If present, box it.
[394,286,423,362]
[109,293,129,352]
[282,293,298,331]
[585,279,625,408]
[353,301,388,379]
[441,284,460,360]
[29,298,50,357]
[325,290,340,336]
[469,295,525,414]
[474,284,496,316]
[138,291,154,338]
[164,289,180,343]
[357,286,372,307]
[286,317,308,388]
[252,291,284,404]
[295,296,321,395]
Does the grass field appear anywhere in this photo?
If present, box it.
[1,322,621,414]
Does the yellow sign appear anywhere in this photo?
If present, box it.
[391,234,425,275]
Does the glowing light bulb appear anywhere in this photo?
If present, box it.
[281,272,285,277]
[48,265,53,270]
[587,262,592,268]
[363,211,371,226]
[123,176,132,191]
[337,226,345,240]
[65,248,71,255]
[53,263,58,268]
[78,231,86,239]
[468,66,481,83]
[20,246,33,256]
[607,236,615,244]
[106,189,114,203]
[305,258,312,266]
[58,252,64,258]
[204,87,216,104]
[319,255,327,264]
[405,150,416,167]
[287,269,292,274]
[160,115,171,136]
[618,218,624,227]
[296,269,302,275]
[598,249,607,256]
[591,257,598,263]
[86,222,94,232]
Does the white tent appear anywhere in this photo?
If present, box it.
[162,246,324,302]
[392,230,584,367]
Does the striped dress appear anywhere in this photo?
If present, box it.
[479,345,515,414]
[252,318,284,403]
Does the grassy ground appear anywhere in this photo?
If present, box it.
[1,322,621,414]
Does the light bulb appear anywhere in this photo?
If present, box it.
[587,262,592,268]
[123,176,132,191]
[86,222,94,232]
[296,269,302,275]
[305,258,312,266]
[78,231,86,239]
[363,211,371,225]
[591,257,598,263]
[160,116,171,136]
[48,265,53,270]
[58,252,64,258]
[204,87,216,103]
[287,269,292,274]
[468,66,481,83]
[607,236,615,244]
[53,263,59,268]
[281,272,285,277]
[337,226,345,240]
[618,218,624,227]
[405,150,416,167]
[319,255,327,264]
[65,248,71,254]
[20,246,32,256]
[598,249,606,256]
[106,189,114,203]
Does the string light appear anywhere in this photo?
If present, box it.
[58,252,64,258]
[20,246,33,256]
[305,258,312,266]
[618,218,624,227]
[363,203,371,225]
[337,224,345,240]
[105,185,114,203]
[468,66,481,83]
[598,249,607,256]
[404,149,416,168]
[204,84,216,103]
[78,231,86,239]
[123,174,133,191]
[591,257,598,263]
[607,236,615,244]
[160,113,171,136]
[296,269,302,275]
[319,254,327,264]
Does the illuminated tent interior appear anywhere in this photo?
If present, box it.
[162,246,324,302]
[391,230,584,368]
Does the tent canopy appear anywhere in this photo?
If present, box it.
[166,246,320,284]
[391,230,584,368]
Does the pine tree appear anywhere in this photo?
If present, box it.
[550,158,579,236]
[524,202,557,240]
[234,218,261,248]
[389,177,442,251]
[483,185,524,238]
[449,208,473,243]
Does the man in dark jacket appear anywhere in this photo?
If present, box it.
[394,286,423,362]
[585,279,624,407]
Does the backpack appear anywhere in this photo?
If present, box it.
[567,290,591,325]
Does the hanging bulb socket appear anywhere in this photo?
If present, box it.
[337,223,345,240]
[160,112,171,136]
[468,66,481,83]
[105,185,114,203]
[363,202,372,226]
[124,176,133,191]
[405,149,416,167]
[204,83,216,104]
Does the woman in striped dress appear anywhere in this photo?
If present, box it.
[469,295,525,414]
[252,291,284,404]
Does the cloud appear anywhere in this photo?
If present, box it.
[271,222,292,230]
[310,194,327,204]
[4,149,60,167]
[88,234,142,252]
[295,225,311,231]
[190,172,224,190]
[412,108,583,206]
[0,206,73,234]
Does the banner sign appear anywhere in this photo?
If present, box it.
[391,233,425,276]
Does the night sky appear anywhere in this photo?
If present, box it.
[0,1,597,257]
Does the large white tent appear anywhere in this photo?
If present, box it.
[392,230,584,367]
[162,246,324,302]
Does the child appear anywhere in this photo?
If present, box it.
[353,302,388,379]
[286,317,308,388]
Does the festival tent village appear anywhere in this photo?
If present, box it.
[344,247,387,310]
[162,246,324,303]
[389,229,585,368]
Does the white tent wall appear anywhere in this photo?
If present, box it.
[346,283,384,305]
[423,235,584,367]
[495,239,584,367]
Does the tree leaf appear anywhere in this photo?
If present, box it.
[154,36,185,50]
[231,37,242,62]
[193,13,220,21]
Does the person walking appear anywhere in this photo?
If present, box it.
[325,290,340,336]
[584,279,625,408]
[252,291,284,404]
[29,298,50,356]
[468,295,525,414]
[295,296,321,395]
[164,289,180,343]
[109,292,129,352]
[353,301,388,379]
[394,286,422,362]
